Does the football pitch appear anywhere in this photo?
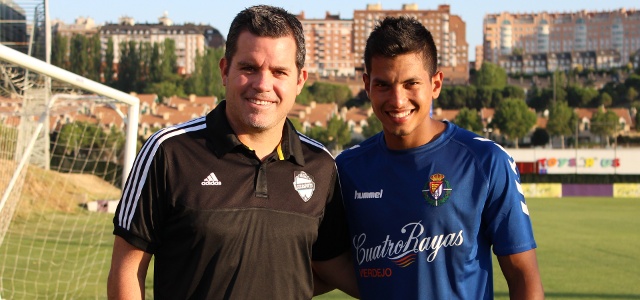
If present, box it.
[1,197,638,299]
[317,197,640,299]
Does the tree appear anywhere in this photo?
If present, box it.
[590,107,619,147]
[530,128,550,147]
[597,92,613,107]
[185,47,224,99]
[551,71,568,103]
[545,101,577,149]
[453,107,483,134]
[51,34,68,68]
[295,84,314,105]
[361,114,382,138]
[325,115,351,151]
[502,85,525,100]
[104,38,115,86]
[69,34,89,77]
[491,98,537,148]
[308,82,352,107]
[526,85,553,112]
[473,62,507,90]
[625,87,638,106]
[88,34,102,82]
[116,41,136,92]
[475,86,493,109]
[566,85,598,107]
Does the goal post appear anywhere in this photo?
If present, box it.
[0,44,140,186]
[0,43,140,298]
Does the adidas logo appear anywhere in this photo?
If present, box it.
[201,172,222,186]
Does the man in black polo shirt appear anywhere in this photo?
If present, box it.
[107,5,357,299]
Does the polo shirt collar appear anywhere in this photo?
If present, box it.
[206,100,306,166]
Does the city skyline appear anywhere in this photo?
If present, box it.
[49,0,637,59]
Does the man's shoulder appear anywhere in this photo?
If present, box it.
[336,133,381,165]
[145,116,208,148]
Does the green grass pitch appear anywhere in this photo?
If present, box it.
[1,197,638,299]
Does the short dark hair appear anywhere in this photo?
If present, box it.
[364,16,438,76]
[225,5,305,72]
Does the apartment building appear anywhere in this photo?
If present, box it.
[353,3,469,84]
[298,11,356,77]
[0,0,28,53]
[99,12,224,75]
[483,8,640,66]
[53,16,99,38]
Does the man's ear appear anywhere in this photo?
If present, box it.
[296,68,308,95]
[219,57,228,86]
[363,73,371,97]
[431,71,444,99]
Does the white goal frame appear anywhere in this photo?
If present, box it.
[0,43,140,196]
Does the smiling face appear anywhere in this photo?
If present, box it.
[364,52,444,150]
[220,30,307,136]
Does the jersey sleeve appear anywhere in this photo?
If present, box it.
[481,144,537,256]
[112,136,167,254]
[312,169,351,261]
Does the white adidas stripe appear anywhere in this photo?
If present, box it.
[118,117,207,230]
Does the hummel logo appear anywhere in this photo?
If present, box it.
[201,172,222,186]
[354,189,383,199]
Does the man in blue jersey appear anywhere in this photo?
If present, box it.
[107,5,357,299]
[335,16,544,299]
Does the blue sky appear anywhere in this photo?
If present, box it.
[49,0,636,58]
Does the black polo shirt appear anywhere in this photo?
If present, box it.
[113,101,349,299]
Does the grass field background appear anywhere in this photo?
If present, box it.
[1,197,639,299]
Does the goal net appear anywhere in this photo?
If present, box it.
[0,44,139,298]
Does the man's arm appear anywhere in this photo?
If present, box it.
[312,251,360,298]
[312,251,359,298]
[107,236,152,300]
[497,249,544,299]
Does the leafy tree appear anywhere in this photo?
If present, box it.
[361,114,382,138]
[89,34,102,82]
[502,85,525,100]
[437,87,464,109]
[149,42,162,83]
[116,41,136,92]
[624,74,640,91]
[160,39,178,80]
[69,34,89,77]
[295,84,314,105]
[325,115,351,151]
[309,82,352,106]
[305,115,351,151]
[530,128,550,147]
[491,98,537,148]
[475,86,493,109]
[453,107,483,134]
[104,38,115,86]
[526,85,553,112]
[625,87,638,106]
[185,47,224,99]
[566,85,598,107]
[147,81,185,100]
[546,101,577,149]
[51,34,68,68]
[597,92,613,107]
[52,122,123,166]
[137,41,153,87]
[473,62,507,90]
[590,107,619,147]
[551,71,568,103]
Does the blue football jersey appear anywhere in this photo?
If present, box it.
[336,121,537,300]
